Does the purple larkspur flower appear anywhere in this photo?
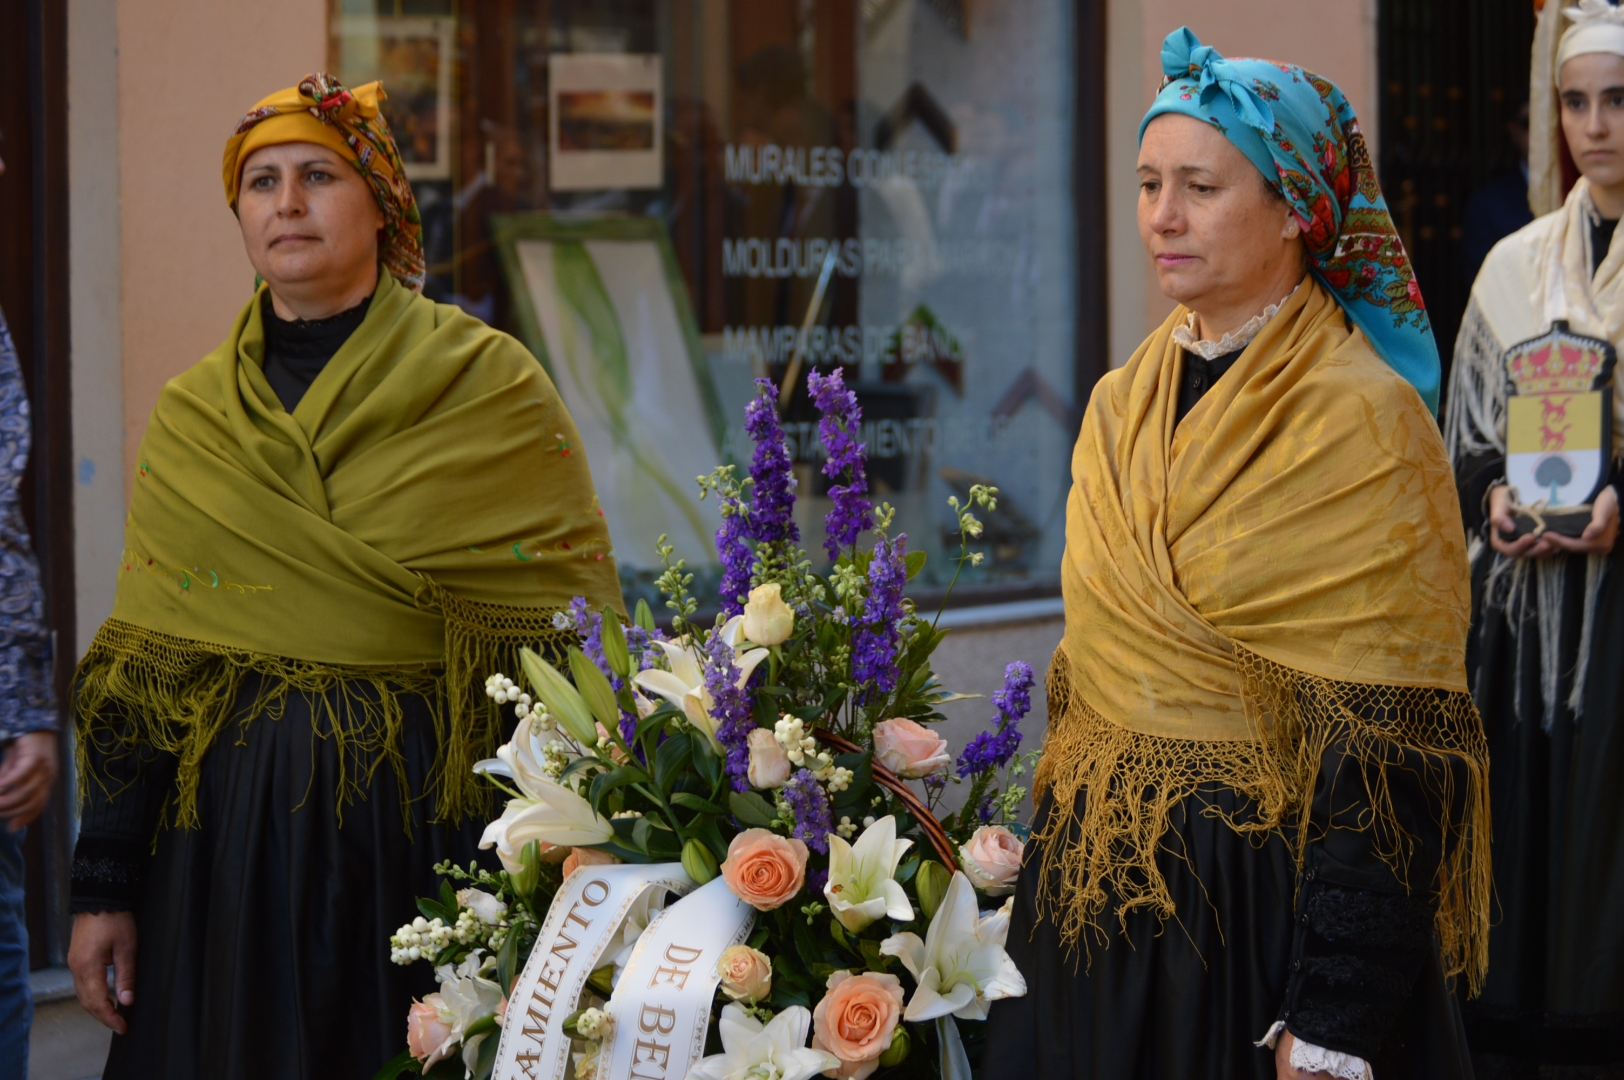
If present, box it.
[703,634,754,791]
[743,379,799,546]
[782,768,833,853]
[851,533,907,694]
[807,367,873,560]
[956,661,1036,777]
[716,495,752,616]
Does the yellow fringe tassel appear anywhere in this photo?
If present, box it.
[1032,646,1491,996]
[75,586,577,833]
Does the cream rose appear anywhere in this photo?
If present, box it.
[747,728,793,789]
[811,970,905,1080]
[563,846,621,879]
[406,996,455,1067]
[872,718,951,779]
[717,944,774,1001]
[720,828,809,910]
[958,825,1022,895]
[742,583,796,646]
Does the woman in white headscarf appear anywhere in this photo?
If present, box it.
[1447,0,1624,1066]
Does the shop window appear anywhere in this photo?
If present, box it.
[331,0,1078,607]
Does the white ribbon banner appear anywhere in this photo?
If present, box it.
[599,875,756,1080]
[494,862,693,1080]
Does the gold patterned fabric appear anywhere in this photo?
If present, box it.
[75,272,624,828]
[1034,277,1492,991]
[222,74,425,292]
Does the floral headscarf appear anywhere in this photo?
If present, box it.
[1139,28,1439,413]
[221,73,425,293]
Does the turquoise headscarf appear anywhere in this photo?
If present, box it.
[1139,28,1440,413]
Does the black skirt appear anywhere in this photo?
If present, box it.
[98,686,493,1080]
[1462,539,1624,1073]
[981,786,1474,1080]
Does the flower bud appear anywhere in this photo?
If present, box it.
[915,859,953,921]
[747,728,792,789]
[512,839,542,900]
[742,583,795,646]
[682,837,720,885]
[878,1026,911,1067]
[600,609,633,678]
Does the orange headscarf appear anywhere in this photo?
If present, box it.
[222,73,425,292]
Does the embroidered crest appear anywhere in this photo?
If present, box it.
[1503,320,1615,512]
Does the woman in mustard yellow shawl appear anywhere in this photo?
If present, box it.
[982,32,1488,1080]
[63,75,622,1079]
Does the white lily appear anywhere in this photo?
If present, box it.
[429,951,507,1078]
[477,763,617,870]
[686,1004,838,1080]
[824,814,914,932]
[879,871,1026,1021]
[632,633,768,752]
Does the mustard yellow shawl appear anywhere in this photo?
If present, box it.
[1035,279,1490,989]
[76,273,623,826]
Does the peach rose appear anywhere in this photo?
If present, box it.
[720,828,808,910]
[748,728,793,789]
[959,825,1023,896]
[812,970,905,1080]
[407,997,454,1066]
[563,846,621,879]
[716,944,774,1001]
[872,718,950,779]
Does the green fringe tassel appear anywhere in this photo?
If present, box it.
[75,586,576,833]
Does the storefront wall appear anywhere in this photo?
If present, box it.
[68,0,1377,657]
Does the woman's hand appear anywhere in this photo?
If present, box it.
[69,910,137,1034]
[1274,1031,1337,1080]
[1489,483,1620,558]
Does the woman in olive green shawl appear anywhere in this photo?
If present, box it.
[64,74,622,1079]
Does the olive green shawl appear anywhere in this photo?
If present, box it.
[77,273,624,825]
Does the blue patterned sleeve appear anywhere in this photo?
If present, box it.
[0,306,57,737]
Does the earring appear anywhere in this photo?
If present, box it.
[1285,222,1300,239]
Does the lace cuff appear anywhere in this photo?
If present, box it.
[1256,1021,1372,1080]
[70,834,149,914]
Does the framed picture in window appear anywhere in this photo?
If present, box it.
[548,54,663,191]
[492,214,725,571]
[330,14,454,181]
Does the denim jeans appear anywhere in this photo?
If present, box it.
[0,825,29,1080]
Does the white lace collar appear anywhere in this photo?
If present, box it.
[1171,282,1302,361]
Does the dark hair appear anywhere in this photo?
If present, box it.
[1259,172,1286,204]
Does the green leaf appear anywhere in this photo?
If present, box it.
[591,766,648,810]
[570,648,621,730]
[634,598,657,632]
[859,938,893,971]
[729,790,778,828]
[472,1025,500,1080]
[829,920,850,951]
[671,791,726,815]
[895,856,920,885]
[464,1013,501,1041]
[602,839,656,863]
[692,736,722,788]
[654,731,693,794]
[440,879,458,913]
[904,550,927,580]
[632,816,653,852]
[372,1049,424,1080]
[496,915,523,991]
[558,755,600,783]
[520,647,598,746]
[417,897,454,924]
[600,608,633,678]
